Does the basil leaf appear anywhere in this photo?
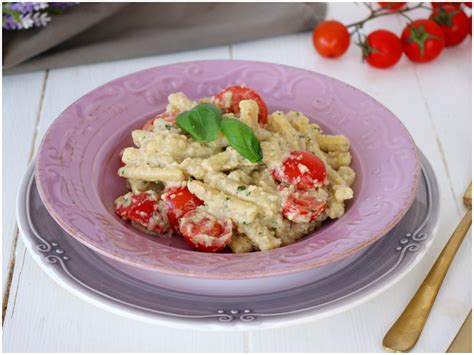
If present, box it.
[221,118,263,163]
[176,103,222,142]
[198,102,222,117]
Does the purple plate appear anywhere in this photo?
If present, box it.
[19,151,438,328]
[35,60,420,279]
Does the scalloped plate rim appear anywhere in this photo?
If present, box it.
[34,59,421,279]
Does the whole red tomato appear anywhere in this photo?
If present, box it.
[432,2,462,9]
[430,4,470,46]
[312,20,350,58]
[378,2,406,10]
[401,19,445,62]
[363,30,403,68]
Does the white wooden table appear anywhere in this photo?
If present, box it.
[3,3,471,352]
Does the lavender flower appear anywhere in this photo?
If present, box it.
[8,2,48,14]
[23,11,51,29]
[3,14,20,30]
[2,2,77,30]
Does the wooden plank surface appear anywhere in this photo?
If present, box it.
[2,71,45,295]
[2,3,471,352]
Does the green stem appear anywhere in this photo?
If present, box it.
[362,2,375,16]
[399,11,414,23]
[419,5,435,10]
[346,2,428,29]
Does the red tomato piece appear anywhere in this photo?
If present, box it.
[312,20,351,58]
[142,112,178,131]
[430,4,470,46]
[282,190,326,223]
[115,192,169,234]
[119,148,126,167]
[213,85,268,126]
[179,209,233,253]
[142,118,155,131]
[401,19,445,62]
[162,186,203,232]
[464,2,472,8]
[364,30,403,68]
[469,16,472,35]
[272,151,327,189]
[378,2,406,10]
[432,2,462,9]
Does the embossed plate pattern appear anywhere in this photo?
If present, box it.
[35,60,421,278]
[19,151,438,329]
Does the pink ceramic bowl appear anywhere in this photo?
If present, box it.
[35,60,420,280]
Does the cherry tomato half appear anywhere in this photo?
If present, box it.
[272,151,327,189]
[213,85,268,126]
[282,190,326,223]
[142,111,178,131]
[430,4,470,46]
[115,192,169,234]
[401,19,445,62]
[364,30,403,68]
[179,209,233,252]
[312,20,350,58]
[162,186,203,232]
[378,2,406,10]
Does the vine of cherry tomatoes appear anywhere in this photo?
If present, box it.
[312,2,472,69]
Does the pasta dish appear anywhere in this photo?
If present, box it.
[115,85,355,253]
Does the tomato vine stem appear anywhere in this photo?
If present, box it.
[399,11,415,23]
[346,2,429,29]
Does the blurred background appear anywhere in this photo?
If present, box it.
[3,2,327,73]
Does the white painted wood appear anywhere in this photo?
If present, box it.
[3,2,471,352]
[230,3,471,352]
[2,253,245,352]
[2,71,45,294]
[412,41,472,214]
[4,46,247,353]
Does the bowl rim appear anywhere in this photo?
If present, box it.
[35,59,421,279]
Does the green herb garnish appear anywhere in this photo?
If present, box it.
[220,118,263,163]
[177,103,262,163]
[176,103,222,142]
